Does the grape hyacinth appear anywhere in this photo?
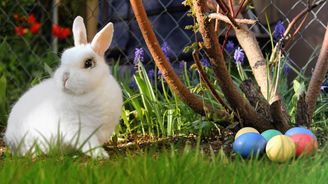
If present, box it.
[233,47,245,65]
[201,58,210,67]
[179,61,185,69]
[283,61,291,75]
[226,40,234,53]
[161,42,170,61]
[193,78,199,85]
[157,69,162,78]
[134,48,144,65]
[273,21,285,41]
[129,79,137,89]
[148,69,155,79]
[321,80,328,93]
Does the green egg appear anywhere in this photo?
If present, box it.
[261,129,282,141]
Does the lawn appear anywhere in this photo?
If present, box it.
[1,145,327,184]
[1,0,328,183]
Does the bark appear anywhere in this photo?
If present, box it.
[209,13,257,25]
[129,0,230,119]
[270,101,290,132]
[306,24,328,119]
[234,28,279,103]
[234,23,290,131]
[240,80,272,122]
[296,93,310,127]
[193,0,274,131]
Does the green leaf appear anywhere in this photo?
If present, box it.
[293,79,305,99]
[0,75,8,124]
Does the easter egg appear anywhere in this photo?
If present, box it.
[290,134,318,157]
[285,127,316,139]
[266,135,295,162]
[233,132,267,158]
[261,129,282,141]
[235,127,259,140]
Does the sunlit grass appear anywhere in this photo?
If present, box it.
[1,146,327,184]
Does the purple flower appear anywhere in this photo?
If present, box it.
[179,61,185,69]
[273,21,285,41]
[161,42,170,60]
[201,58,210,67]
[129,79,137,89]
[148,69,155,79]
[157,69,162,78]
[233,47,245,64]
[194,72,200,85]
[193,78,199,85]
[226,40,234,53]
[320,85,328,93]
[134,48,144,65]
[321,80,328,93]
[283,61,291,75]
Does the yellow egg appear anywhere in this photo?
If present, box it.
[266,135,295,162]
[235,127,259,140]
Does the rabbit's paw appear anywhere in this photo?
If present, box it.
[87,147,109,159]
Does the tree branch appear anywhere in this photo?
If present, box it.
[193,0,274,131]
[192,49,232,113]
[284,0,325,40]
[209,13,257,25]
[306,23,328,120]
[129,0,230,119]
[215,0,240,28]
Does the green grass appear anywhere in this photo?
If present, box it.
[1,147,328,184]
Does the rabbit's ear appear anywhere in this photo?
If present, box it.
[73,16,87,46]
[91,22,113,56]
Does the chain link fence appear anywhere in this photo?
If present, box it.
[0,0,327,108]
[1,0,327,66]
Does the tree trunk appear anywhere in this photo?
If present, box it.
[306,24,328,120]
[193,0,274,132]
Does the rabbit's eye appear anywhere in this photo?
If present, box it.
[84,58,95,69]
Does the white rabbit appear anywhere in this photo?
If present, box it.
[4,16,123,158]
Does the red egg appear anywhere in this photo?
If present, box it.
[290,134,318,157]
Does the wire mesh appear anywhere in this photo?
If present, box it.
[0,0,327,76]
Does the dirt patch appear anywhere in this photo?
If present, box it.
[0,129,235,158]
[105,129,234,156]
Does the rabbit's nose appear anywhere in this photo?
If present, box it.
[63,72,70,87]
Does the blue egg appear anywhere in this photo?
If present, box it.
[285,127,316,139]
[232,132,267,158]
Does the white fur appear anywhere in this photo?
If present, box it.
[4,17,122,158]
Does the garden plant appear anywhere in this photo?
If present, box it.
[0,0,328,183]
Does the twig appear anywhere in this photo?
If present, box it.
[209,13,257,25]
[292,14,308,38]
[130,0,230,119]
[192,49,232,113]
[221,0,247,52]
[269,0,324,69]
[284,0,325,40]
[228,0,234,16]
[215,0,240,28]
[306,23,328,120]
[214,4,220,33]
